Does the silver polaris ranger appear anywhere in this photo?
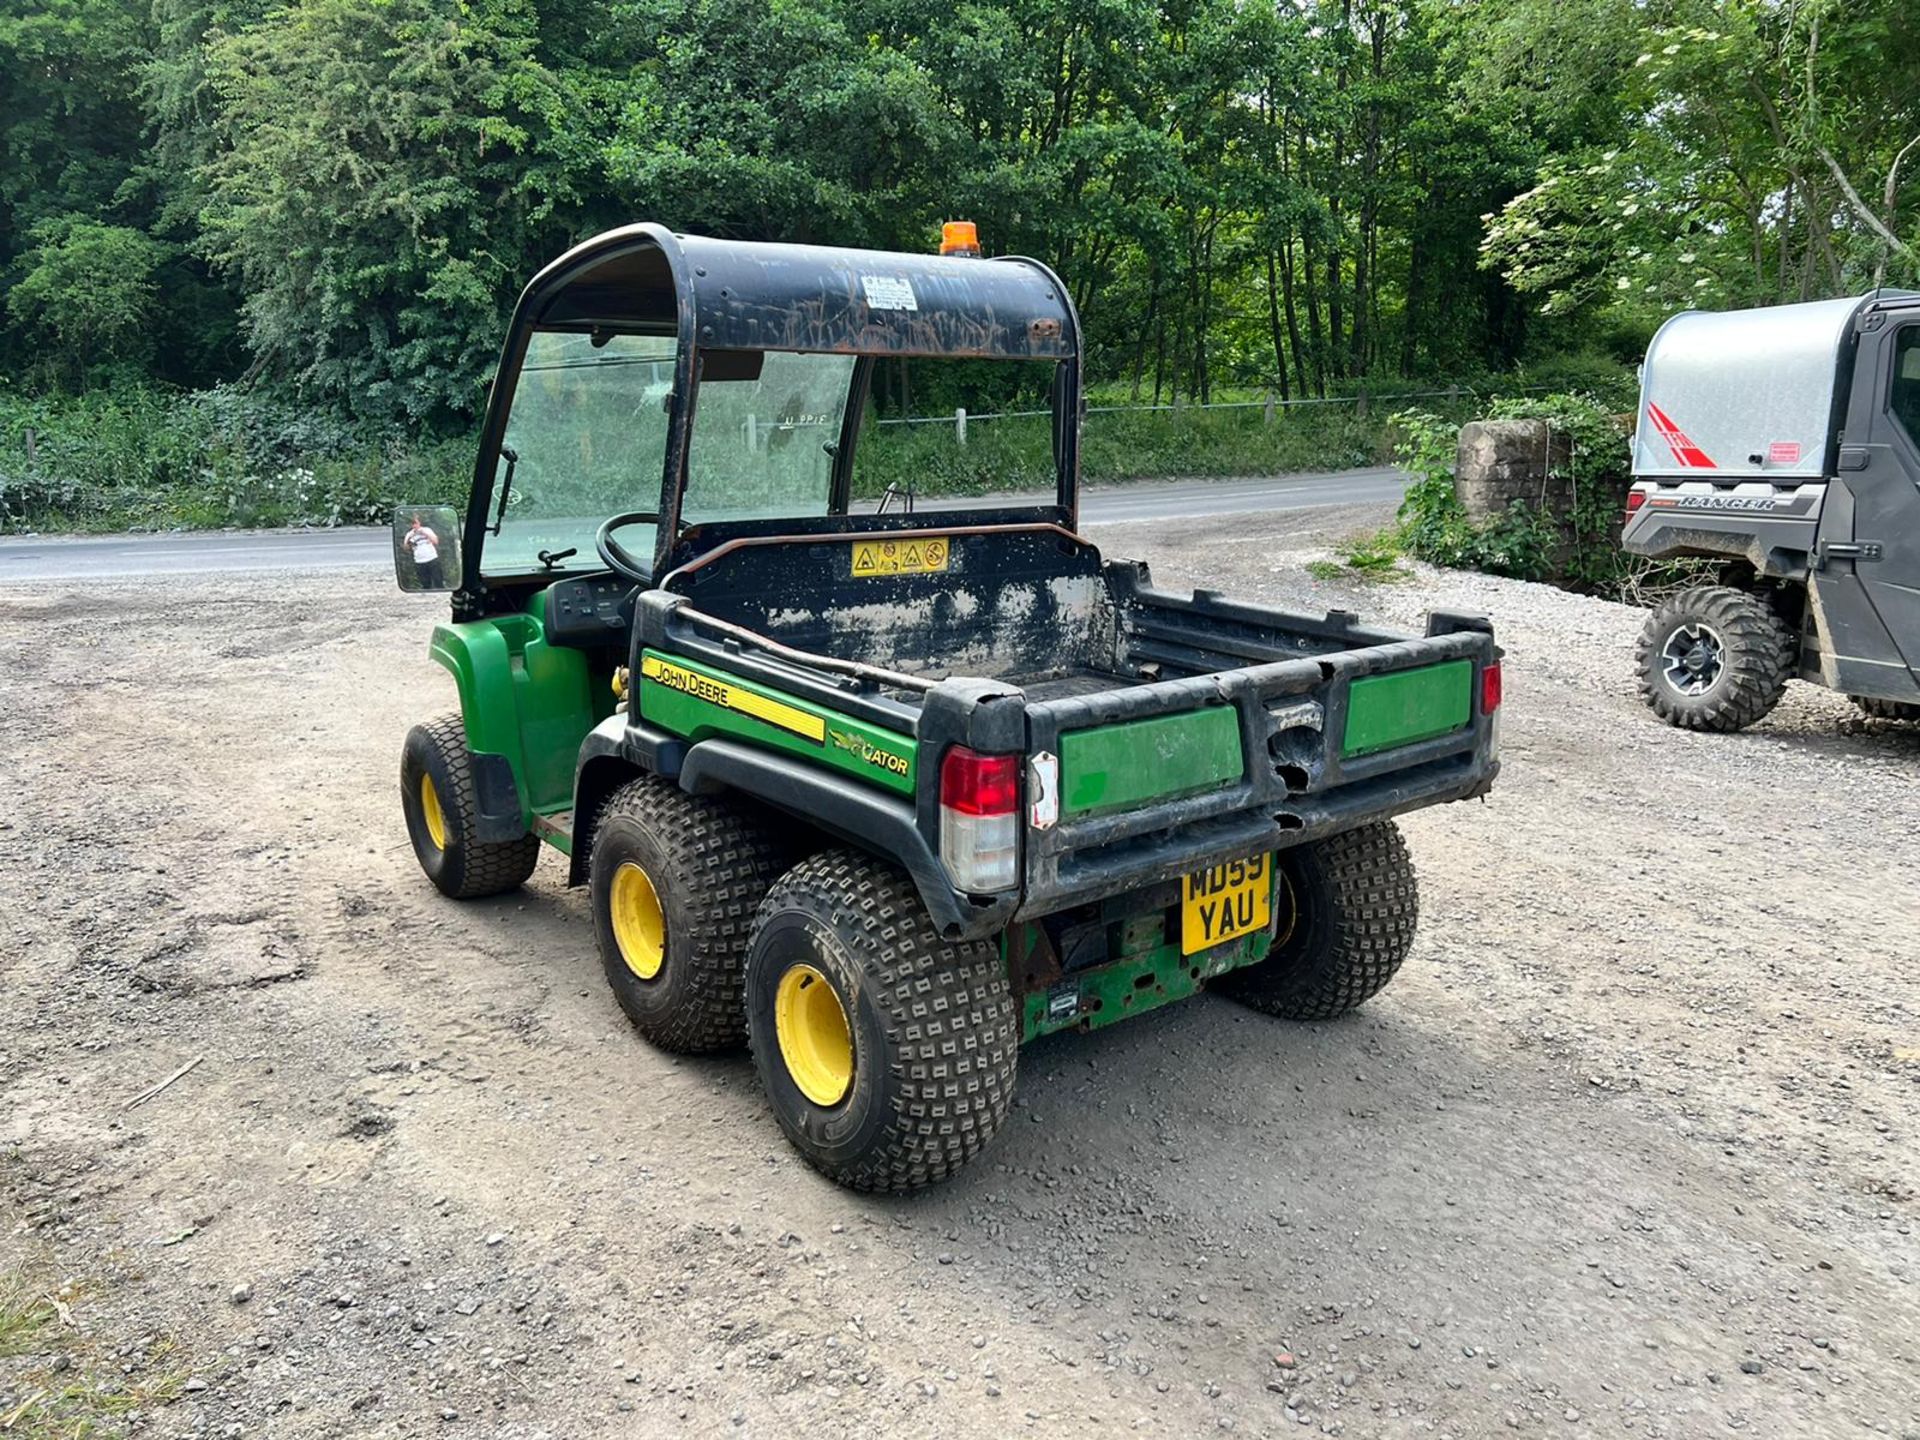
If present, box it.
[1624,290,1920,730]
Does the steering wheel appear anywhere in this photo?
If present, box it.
[595,511,660,584]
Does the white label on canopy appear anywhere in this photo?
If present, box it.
[861,275,918,312]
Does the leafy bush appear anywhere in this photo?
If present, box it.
[1466,499,1562,578]
[1388,409,1476,560]
[6,219,172,386]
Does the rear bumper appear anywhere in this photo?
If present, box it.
[664,719,1493,944]
[646,617,1499,943]
[1621,479,1826,579]
[1015,749,1494,922]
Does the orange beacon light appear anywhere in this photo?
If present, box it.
[939,221,982,257]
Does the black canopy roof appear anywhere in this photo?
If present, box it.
[519,224,1079,360]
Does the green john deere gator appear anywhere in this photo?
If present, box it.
[394,222,1503,1192]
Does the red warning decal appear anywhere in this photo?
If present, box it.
[1646,403,1718,469]
[1768,441,1802,465]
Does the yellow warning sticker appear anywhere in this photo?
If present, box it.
[851,536,951,578]
[639,655,826,743]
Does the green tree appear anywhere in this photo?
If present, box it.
[0,0,151,260]
[6,218,171,383]
[1480,0,1920,326]
[197,0,581,420]
[30,0,1898,447]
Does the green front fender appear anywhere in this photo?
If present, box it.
[428,607,605,826]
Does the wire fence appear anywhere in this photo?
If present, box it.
[867,382,1561,437]
[725,380,1572,454]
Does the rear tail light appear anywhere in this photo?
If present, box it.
[1481,659,1502,762]
[1624,489,1647,523]
[939,746,1020,892]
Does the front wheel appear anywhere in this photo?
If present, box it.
[744,851,1019,1192]
[1636,586,1793,732]
[1215,822,1417,1021]
[401,714,541,899]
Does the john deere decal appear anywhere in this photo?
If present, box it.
[639,655,826,743]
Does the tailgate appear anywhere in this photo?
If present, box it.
[1340,659,1474,757]
[1022,631,1496,916]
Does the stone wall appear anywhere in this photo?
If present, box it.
[1456,417,1632,528]
[1451,416,1636,580]
[1453,419,1574,524]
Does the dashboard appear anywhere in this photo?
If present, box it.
[544,574,637,648]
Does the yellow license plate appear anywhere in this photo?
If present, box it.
[851,536,950,577]
[1181,853,1273,956]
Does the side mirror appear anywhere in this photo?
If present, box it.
[392,505,462,593]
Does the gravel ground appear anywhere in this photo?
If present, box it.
[2,502,1917,1440]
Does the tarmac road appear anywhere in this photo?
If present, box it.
[0,466,1408,580]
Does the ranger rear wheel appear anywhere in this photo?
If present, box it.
[1636,586,1793,732]
[1216,822,1417,1021]
[1852,695,1920,722]
[589,775,787,1054]
[744,851,1018,1192]
[401,714,541,899]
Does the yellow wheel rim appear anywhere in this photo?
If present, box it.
[774,964,853,1107]
[1272,871,1297,950]
[609,861,666,980]
[420,773,447,850]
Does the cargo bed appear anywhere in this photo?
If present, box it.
[657,521,1404,695]
[626,519,1500,933]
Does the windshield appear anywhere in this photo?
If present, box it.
[489,331,675,574]
[484,333,855,577]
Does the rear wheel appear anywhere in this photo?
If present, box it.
[1216,822,1417,1021]
[589,775,787,1053]
[1852,695,1920,722]
[1636,586,1793,732]
[744,851,1018,1192]
[401,714,541,898]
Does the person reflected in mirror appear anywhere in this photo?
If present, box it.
[405,513,445,589]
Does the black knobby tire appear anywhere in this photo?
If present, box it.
[1852,695,1920,723]
[1635,586,1793,732]
[401,713,541,899]
[590,775,788,1054]
[1216,822,1418,1022]
[744,850,1019,1192]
